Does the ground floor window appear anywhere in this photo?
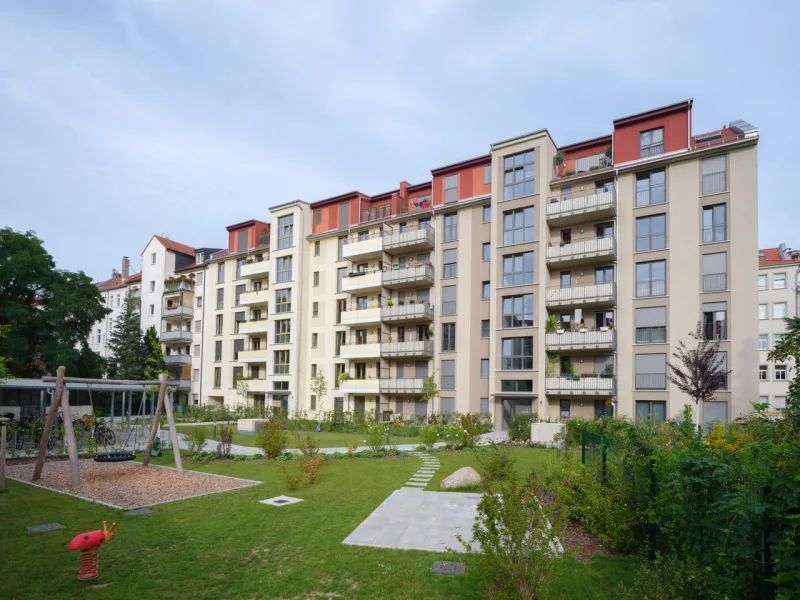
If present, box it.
[635,400,666,422]
[560,399,570,419]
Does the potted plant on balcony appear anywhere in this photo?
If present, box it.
[409,299,416,304]
[584,370,598,378]
[579,320,588,333]
[337,372,351,387]
[545,314,558,333]
[386,300,393,306]
[393,263,400,270]
[599,364,614,379]
[600,323,610,332]
[553,152,565,166]
[398,299,404,306]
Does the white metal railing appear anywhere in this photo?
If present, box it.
[545,282,616,305]
[545,329,615,349]
[381,302,434,321]
[547,189,615,218]
[382,263,434,286]
[381,340,433,357]
[164,281,195,294]
[379,378,425,393]
[545,376,615,393]
[384,226,435,250]
[546,236,615,261]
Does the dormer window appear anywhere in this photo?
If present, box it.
[196,252,204,263]
[640,127,664,158]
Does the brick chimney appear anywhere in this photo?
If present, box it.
[121,256,130,278]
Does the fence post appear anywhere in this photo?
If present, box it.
[648,449,656,560]
[581,428,586,465]
[601,435,607,485]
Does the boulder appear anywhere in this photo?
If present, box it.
[440,466,482,489]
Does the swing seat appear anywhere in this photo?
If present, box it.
[93,452,136,463]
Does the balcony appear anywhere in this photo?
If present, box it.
[340,342,381,360]
[381,340,433,359]
[163,280,195,296]
[546,188,615,224]
[545,329,615,352]
[239,318,269,335]
[246,378,269,393]
[339,378,381,394]
[161,330,192,344]
[545,282,616,308]
[545,376,615,395]
[380,378,425,394]
[635,373,667,390]
[546,236,615,267]
[342,233,384,261]
[341,305,382,326]
[241,258,270,279]
[384,226,435,255]
[168,378,191,390]
[342,270,382,294]
[382,302,433,323]
[164,354,192,367]
[239,288,270,307]
[702,273,727,293]
[162,305,193,319]
[382,264,434,290]
[238,349,268,363]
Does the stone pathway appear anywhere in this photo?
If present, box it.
[403,450,440,489]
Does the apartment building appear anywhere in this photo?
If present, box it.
[88,257,141,358]
[758,245,799,413]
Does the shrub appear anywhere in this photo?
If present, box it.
[460,473,561,599]
[364,422,387,451]
[508,413,538,442]
[296,434,320,459]
[302,455,323,484]
[343,440,358,458]
[255,420,289,458]
[280,464,304,490]
[459,413,483,448]
[419,423,439,451]
[215,423,233,458]
[185,426,208,455]
[442,421,468,449]
[477,443,518,484]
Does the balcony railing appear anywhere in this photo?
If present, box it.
[162,305,193,318]
[380,340,433,358]
[703,322,728,341]
[702,171,726,195]
[545,282,616,307]
[164,281,195,294]
[342,232,385,260]
[382,301,434,322]
[164,354,192,366]
[238,349,268,363]
[702,273,727,292]
[161,330,192,343]
[382,263,434,288]
[239,318,269,335]
[341,269,383,293]
[239,288,270,306]
[545,376,615,394]
[546,188,615,220]
[246,378,269,392]
[241,258,270,279]
[398,195,432,215]
[340,342,381,359]
[635,373,667,390]
[636,233,666,252]
[546,236,615,264]
[635,280,666,298]
[384,226,435,254]
[703,223,727,243]
[545,329,615,351]
[636,326,666,344]
[361,204,393,223]
[639,141,664,159]
[380,378,425,394]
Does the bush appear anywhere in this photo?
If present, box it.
[477,443,518,484]
[364,422,387,451]
[280,464,304,489]
[419,423,439,451]
[460,472,561,599]
[508,413,538,442]
[302,455,323,484]
[185,426,208,455]
[459,413,483,448]
[442,421,468,449]
[343,441,358,458]
[215,423,233,458]
[296,434,320,459]
[255,420,289,458]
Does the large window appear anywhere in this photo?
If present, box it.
[441,360,455,389]
[276,256,293,283]
[277,215,294,249]
[774,302,787,319]
[636,400,666,422]
[234,312,245,334]
[274,319,291,344]
[442,249,457,278]
[774,273,787,289]
[502,294,533,328]
[273,350,290,375]
[444,174,458,204]
[635,307,666,343]
[635,169,666,207]
[702,155,726,195]
[442,323,456,351]
[636,260,666,297]
[759,304,768,320]
[443,213,458,242]
[235,284,246,307]
[502,252,534,286]
[442,285,456,315]
[636,214,666,252]
[216,287,224,309]
[635,354,667,389]
[703,204,726,243]
[500,380,533,392]
[639,127,664,158]
[483,205,491,222]
[503,150,535,200]
[481,320,490,337]
[275,289,291,313]
[703,302,727,341]
[775,365,788,381]
[503,207,534,245]
[702,252,727,292]
[501,337,533,370]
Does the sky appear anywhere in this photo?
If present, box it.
[1,0,798,282]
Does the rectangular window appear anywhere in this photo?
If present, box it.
[314,240,320,256]
[150,281,155,292]
[480,398,490,414]
[193,343,200,355]
[503,150,535,200]
[483,205,491,223]
[442,285,456,315]
[233,338,244,360]
[560,400,570,419]
[636,401,666,422]
[216,287,224,309]
[482,281,490,299]
[636,260,666,297]
[500,380,533,392]
[759,365,768,381]
[235,284,246,307]
[481,320,490,337]
[441,360,455,389]
[196,296,203,309]
[759,335,768,351]
[151,252,156,265]
[276,256,293,283]
[702,252,727,292]
[503,207,534,245]
[502,252,534,286]
[217,262,225,283]
[214,340,222,362]
[759,304,768,319]
[215,314,223,335]
[236,258,245,279]
[635,307,666,343]
[444,174,459,204]
[234,311,245,334]
[313,302,319,318]
[310,395,317,410]
[702,155,726,195]
[192,369,199,382]
[335,300,346,325]
[635,354,667,389]
[213,367,221,388]
[277,214,294,249]
[774,303,787,319]
[502,294,534,328]
[501,337,533,370]
[311,364,317,378]
[483,165,491,184]
[636,169,666,207]
[315,209,322,225]
[775,334,784,347]
[482,243,491,261]
[274,319,291,344]
[774,273,787,289]
[149,304,155,315]
[702,204,727,243]
[274,350,290,375]
[442,248,457,278]
[275,289,291,313]
[639,127,664,158]
[758,274,767,290]
[311,333,318,348]
[337,267,346,293]
[443,213,458,242]
[442,323,456,352]
[703,302,728,341]
[481,359,489,378]
[194,320,201,333]
[715,352,728,389]
[236,230,248,253]
[635,214,666,252]
[313,271,320,286]
[339,202,350,228]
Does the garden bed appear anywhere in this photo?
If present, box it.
[5,458,261,509]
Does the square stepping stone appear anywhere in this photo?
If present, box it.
[259,495,303,507]
[124,508,156,516]
[27,523,65,533]
[432,561,465,575]
[404,482,427,487]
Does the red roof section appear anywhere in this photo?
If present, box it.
[760,247,800,266]
[96,272,141,292]
[154,235,195,256]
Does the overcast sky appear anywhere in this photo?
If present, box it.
[1,0,797,281]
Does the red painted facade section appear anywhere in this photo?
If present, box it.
[226,219,270,252]
[556,136,612,178]
[431,156,490,205]
[613,110,690,164]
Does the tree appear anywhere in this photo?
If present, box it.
[236,372,249,408]
[107,292,146,380]
[0,228,109,376]
[421,369,440,421]
[142,326,166,380]
[667,322,731,426]
[309,375,327,411]
[0,325,13,383]
[767,316,800,429]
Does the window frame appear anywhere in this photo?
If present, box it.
[273,350,290,375]
[502,294,534,328]
[276,214,294,250]
[501,336,533,370]
[443,212,458,242]
[635,213,666,252]
[639,127,664,158]
[444,174,459,204]
[442,322,456,352]
[635,168,666,207]
[275,289,292,314]
[502,207,534,246]
[274,319,291,344]
[503,150,535,200]
[276,256,293,283]
[502,251,534,287]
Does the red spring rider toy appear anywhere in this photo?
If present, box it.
[67,521,117,580]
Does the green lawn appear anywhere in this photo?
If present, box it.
[174,424,422,449]
[0,448,634,599]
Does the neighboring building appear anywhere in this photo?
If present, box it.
[87,257,141,359]
[758,244,800,413]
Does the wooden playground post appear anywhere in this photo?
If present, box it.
[0,417,9,493]
[32,366,66,481]
[141,374,168,467]
[60,387,81,486]
[163,391,184,473]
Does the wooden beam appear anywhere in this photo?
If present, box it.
[141,374,168,467]
[163,391,184,473]
[41,376,160,386]
[32,366,65,481]
[0,418,8,493]
[61,388,80,486]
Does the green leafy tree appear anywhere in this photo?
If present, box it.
[421,369,440,417]
[0,228,109,376]
[768,316,800,429]
[143,326,166,380]
[309,374,327,410]
[0,324,13,382]
[107,292,146,380]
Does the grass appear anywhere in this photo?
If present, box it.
[175,424,422,449]
[0,447,634,599]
